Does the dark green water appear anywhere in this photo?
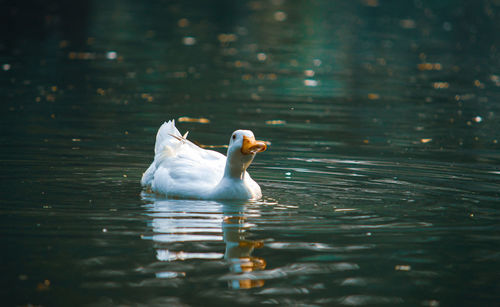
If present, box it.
[2,0,500,306]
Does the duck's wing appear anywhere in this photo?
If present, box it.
[153,119,223,160]
[151,149,225,198]
[142,120,228,198]
[152,120,225,166]
[151,142,226,198]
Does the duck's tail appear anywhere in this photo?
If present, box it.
[141,120,183,187]
[154,120,182,154]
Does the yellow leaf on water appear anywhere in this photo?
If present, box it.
[395,265,411,271]
[178,117,210,124]
[265,120,286,125]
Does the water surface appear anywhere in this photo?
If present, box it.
[1,0,500,306]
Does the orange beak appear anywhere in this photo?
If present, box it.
[241,136,267,155]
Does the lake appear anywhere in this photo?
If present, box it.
[1,0,500,306]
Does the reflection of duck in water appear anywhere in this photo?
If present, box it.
[223,215,266,289]
[142,198,266,289]
[141,120,267,200]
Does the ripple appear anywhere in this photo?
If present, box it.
[156,250,224,261]
[81,281,122,289]
[127,278,184,288]
[147,234,223,243]
[257,287,310,295]
[339,277,375,286]
[156,271,186,279]
[338,222,433,230]
[267,242,375,252]
[220,262,359,281]
[339,295,404,305]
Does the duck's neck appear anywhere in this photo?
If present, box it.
[223,158,247,180]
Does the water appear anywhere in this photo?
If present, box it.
[1,0,500,306]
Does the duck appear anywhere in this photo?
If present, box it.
[141,120,267,200]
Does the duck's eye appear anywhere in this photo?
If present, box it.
[232,134,236,140]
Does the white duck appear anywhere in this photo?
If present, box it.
[141,120,267,200]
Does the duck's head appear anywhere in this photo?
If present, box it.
[225,130,267,179]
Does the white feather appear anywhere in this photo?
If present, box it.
[141,120,264,200]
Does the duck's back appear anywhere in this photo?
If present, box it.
[141,121,227,198]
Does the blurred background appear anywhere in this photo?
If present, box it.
[2,0,500,151]
[1,0,500,306]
